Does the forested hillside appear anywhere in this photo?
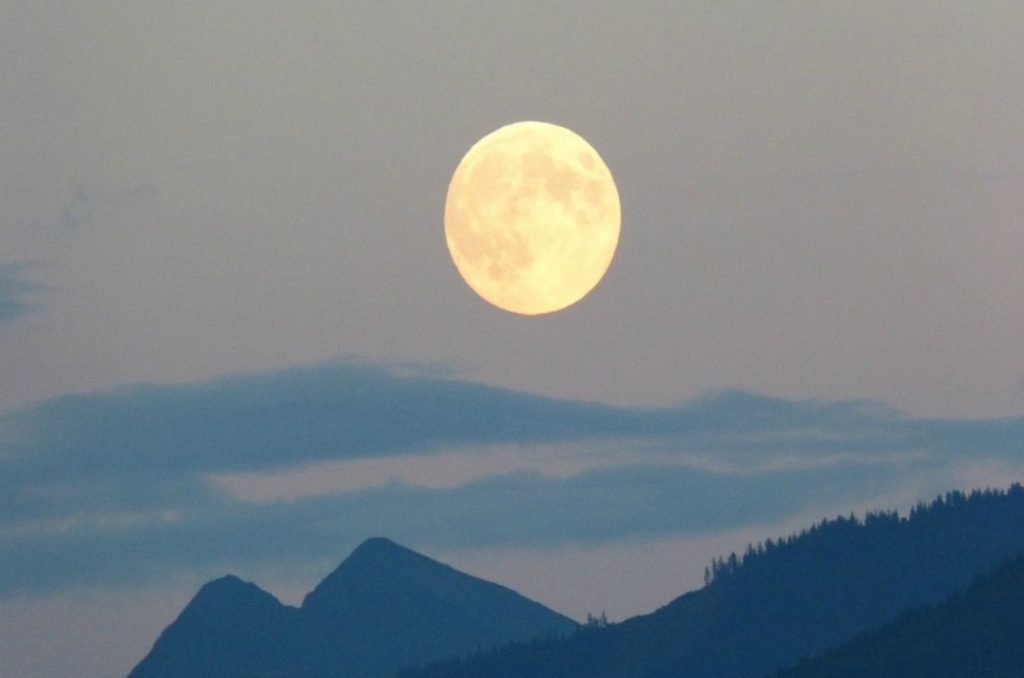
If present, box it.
[779,551,1024,677]
[404,485,1024,678]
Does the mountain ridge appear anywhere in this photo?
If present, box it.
[405,484,1024,678]
[129,537,576,678]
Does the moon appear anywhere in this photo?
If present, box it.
[444,121,621,315]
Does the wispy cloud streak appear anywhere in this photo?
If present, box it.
[0,359,1020,596]
[0,263,44,324]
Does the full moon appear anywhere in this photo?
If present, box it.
[444,121,621,315]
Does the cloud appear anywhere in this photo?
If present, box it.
[2,359,628,472]
[0,460,910,597]
[59,186,101,230]
[0,358,1020,596]
[58,184,156,230]
[0,263,44,324]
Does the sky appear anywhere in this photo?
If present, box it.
[1,2,1022,676]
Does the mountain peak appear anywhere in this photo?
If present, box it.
[192,574,266,598]
[198,573,246,593]
[129,575,296,678]
[297,538,575,675]
[133,539,575,678]
[178,574,285,623]
[348,536,414,560]
[300,538,457,614]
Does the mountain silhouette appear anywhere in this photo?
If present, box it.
[405,484,1024,678]
[127,575,313,677]
[778,551,1024,677]
[129,537,576,678]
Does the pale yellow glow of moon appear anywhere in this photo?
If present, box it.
[444,121,621,315]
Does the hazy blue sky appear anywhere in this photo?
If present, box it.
[2,3,1022,676]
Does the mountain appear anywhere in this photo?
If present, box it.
[129,537,576,678]
[778,552,1024,677]
[127,575,312,677]
[404,484,1024,678]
